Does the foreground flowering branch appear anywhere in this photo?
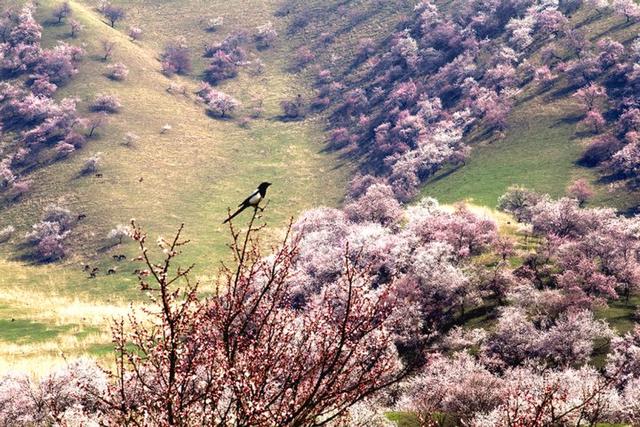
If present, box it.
[102,208,405,426]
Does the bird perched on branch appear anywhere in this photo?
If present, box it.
[223,182,271,224]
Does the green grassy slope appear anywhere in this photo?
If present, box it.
[0,0,350,374]
[422,6,640,211]
[422,89,601,207]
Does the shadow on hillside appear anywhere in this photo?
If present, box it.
[623,203,640,216]
[592,20,635,40]
[596,171,625,185]
[517,89,545,105]
[465,127,496,145]
[271,115,305,123]
[72,171,104,181]
[205,111,235,121]
[550,113,582,128]
[425,165,463,186]
[88,54,110,63]
[456,303,498,326]
[548,84,580,100]
[11,241,55,265]
[575,12,605,29]
[0,317,76,342]
[436,302,500,337]
[572,129,597,140]
[322,146,368,171]
[42,19,65,28]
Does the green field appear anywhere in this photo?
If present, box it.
[422,91,600,207]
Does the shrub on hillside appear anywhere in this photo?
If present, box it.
[128,26,142,41]
[54,141,75,158]
[81,153,101,175]
[42,203,74,230]
[344,183,403,226]
[8,179,31,200]
[254,22,277,49]
[90,94,121,113]
[0,160,15,189]
[36,42,84,85]
[52,2,72,24]
[293,46,315,70]
[101,215,406,425]
[280,94,304,119]
[25,221,68,261]
[101,39,116,61]
[107,224,130,245]
[101,3,125,28]
[613,0,640,23]
[106,62,129,81]
[62,131,85,149]
[567,179,594,206]
[122,131,139,147]
[204,16,223,32]
[203,51,238,84]
[69,19,83,38]
[161,39,191,75]
[0,226,15,243]
[0,358,107,424]
[30,76,57,96]
[204,90,239,118]
[497,185,545,223]
[81,112,109,137]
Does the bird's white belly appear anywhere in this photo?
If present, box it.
[248,193,262,206]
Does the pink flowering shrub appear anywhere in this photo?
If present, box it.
[24,204,75,261]
[196,83,239,118]
[106,62,129,80]
[90,94,121,113]
[99,214,406,425]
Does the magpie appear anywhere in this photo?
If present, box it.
[223,182,272,224]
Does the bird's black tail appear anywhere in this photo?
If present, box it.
[222,205,247,224]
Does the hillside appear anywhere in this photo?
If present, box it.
[276,0,640,213]
[423,5,640,211]
[0,0,636,374]
[0,0,349,373]
[1,0,640,425]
